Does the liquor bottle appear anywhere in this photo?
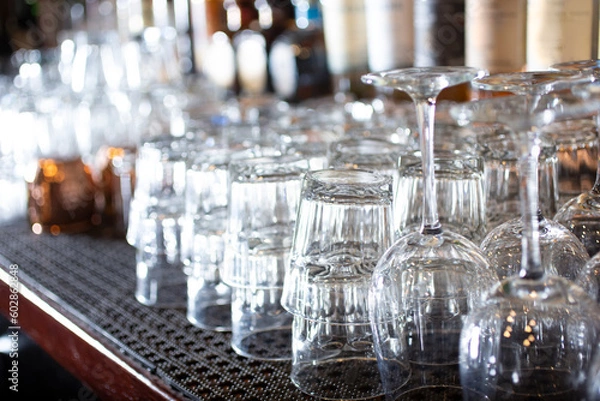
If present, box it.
[189,0,257,92]
[413,0,465,67]
[319,0,374,100]
[233,0,294,95]
[268,0,331,102]
[233,0,270,95]
[526,0,594,70]
[364,0,414,72]
[413,0,471,101]
[465,0,527,75]
[234,26,269,94]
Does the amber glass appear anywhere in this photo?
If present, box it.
[28,157,96,235]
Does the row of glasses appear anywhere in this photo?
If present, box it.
[181,96,378,339]
[329,65,600,401]
[221,154,309,360]
[183,142,282,332]
[124,61,600,400]
[450,78,600,400]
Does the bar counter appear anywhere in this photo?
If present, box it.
[0,219,318,400]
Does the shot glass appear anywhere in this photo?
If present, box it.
[282,169,395,400]
[394,151,487,244]
[221,154,309,360]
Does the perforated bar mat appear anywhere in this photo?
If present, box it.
[0,220,319,401]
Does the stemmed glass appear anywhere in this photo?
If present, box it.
[451,88,600,400]
[361,67,499,399]
[550,60,600,258]
[472,71,593,282]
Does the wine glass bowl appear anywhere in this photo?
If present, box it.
[461,274,600,400]
[480,213,590,282]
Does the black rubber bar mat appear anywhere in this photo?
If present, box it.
[0,220,321,401]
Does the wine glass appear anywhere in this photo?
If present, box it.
[361,67,500,399]
[471,71,594,282]
[549,61,600,258]
[450,89,600,400]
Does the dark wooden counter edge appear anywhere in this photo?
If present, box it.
[0,268,186,401]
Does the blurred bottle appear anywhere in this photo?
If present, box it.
[365,0,414,72]
[233,1,268,95]
[319,0,374,100]
[526,0,595,70]
[190,0,257,93]
[269,0,331,102]
[413,0,470,101]
[413,0,465,67]
[233,0,293,95]
[465,0,526,75]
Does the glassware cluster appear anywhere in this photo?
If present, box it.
[7,13,600,398]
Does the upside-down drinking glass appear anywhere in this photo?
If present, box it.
[282,168,395,400]
[221,154,309,360]
[361,67,499,399]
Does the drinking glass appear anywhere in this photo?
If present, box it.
[282,169,395,400]
[221,155,309,360]
[183,146,270,331]
[394,150,487,244]
[128,136,196,307]
[135,208,187,308]
[184,148,238,331]
[477,124,560,231]
[468,71,594,282]
[450,88,600,400]
[327,137,407,181]
[126,136,194,248]
[548,66,600,257]
[541,118,598,207]
[361,67,499,399]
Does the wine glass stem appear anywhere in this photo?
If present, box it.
[519,131,544,279]
[415,98,442,235]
